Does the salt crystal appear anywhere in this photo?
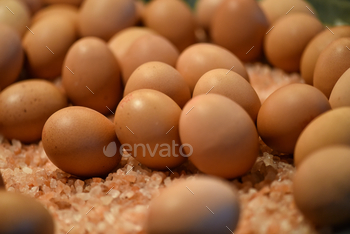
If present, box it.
[164,177,172,187]
[104,212,115,225]
[108,189,120,198]
[90,186,102,196]
[76,192,90,201]
[120,191,134,199]
[101,196,113,205]
[50,179,57,188]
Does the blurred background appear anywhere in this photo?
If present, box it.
[143,0,350,25]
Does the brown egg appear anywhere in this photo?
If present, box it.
[147,176,240,234]
[20,0,42,15]
[211,0,268,62]
[0,24,23,89]
[301,26,350,85]
[108,27,156,67]
[176,43,249,93]
[143,0,196,51]
[0,191,54,234]
[259,0,316,24]
[78,0,137,41]
[257,84,330,154]
[124,61,191,108]
[294,107,350,166]
[42,106,121,178]
[0,79,67,143]
[0,173,4,188]
[0,0,30,36]
[23,16,77,79]
[114,89,185,170]
[62,37,122,115]
[195,0,224,30]
[193,69,261,121]
[264,13,323,72]
[31,4,78,26]
[42,0,83,6]
[179,94,259,179]
[120,34,179,85]
[329,68,350,109]
[293,146,350,226]
[314,37,350,98]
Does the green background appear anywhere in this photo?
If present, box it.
[142,0,350,26]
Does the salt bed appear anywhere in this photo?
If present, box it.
[0,64,325,234]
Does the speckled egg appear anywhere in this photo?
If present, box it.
[193,69,260,121]
[300,26,350,85]
[147,176,240,234]
[294,107,350,166]
[23,16,77,79]
[0,24,23,89]
[143,0,196,51]
[257,84,331,154]
[0,191,55,234]
[78,0,137,40]
[179,94,259,179]
[176,43,249,93]
[314,37,350,98]
[114,89,185,170]
[0,0,30,36]
[42,106,121,178]
[211,0,269,62]
[259,0,316,24]
[0,79,67,143]
[329,68,350,109]
[264,13,323,72]
[124,61,191,108]
[120,34,179,85]
[62,37,122,115]
[293,146,350,226]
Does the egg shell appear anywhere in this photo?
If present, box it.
[42,106,121,178]
[314,37,350,98]
[195,0,224,30]
[31,4,78,26]
[0,0,30,36]
[329,68,350,109]
[293,146,350,226]
[0,79,67,143]
[120,34,179,85]
[42,0,83,6]
[124,61,191,108]
[179,94,259,179]
[193,69,260,121]
[0,190,54,234]
[143,0,196,51]
[20,0,42,15]
[211,0,268,62]
[300,26,350,85]
[294,107,350,166]
[78,0,137,41]
[259,0,316,24]
[0,24,23,89]
[114,89,185,170]
[0,173,4,188]
[108,27,156,67]
[147,176,240,234]
[176,43,249,93]
[257,84,330,154]
[23,16,77,79]
[62,37,122,115]
[264,13,323,72]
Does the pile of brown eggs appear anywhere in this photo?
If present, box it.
[0,0,350,233]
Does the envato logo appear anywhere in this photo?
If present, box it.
[103,140,193,158]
